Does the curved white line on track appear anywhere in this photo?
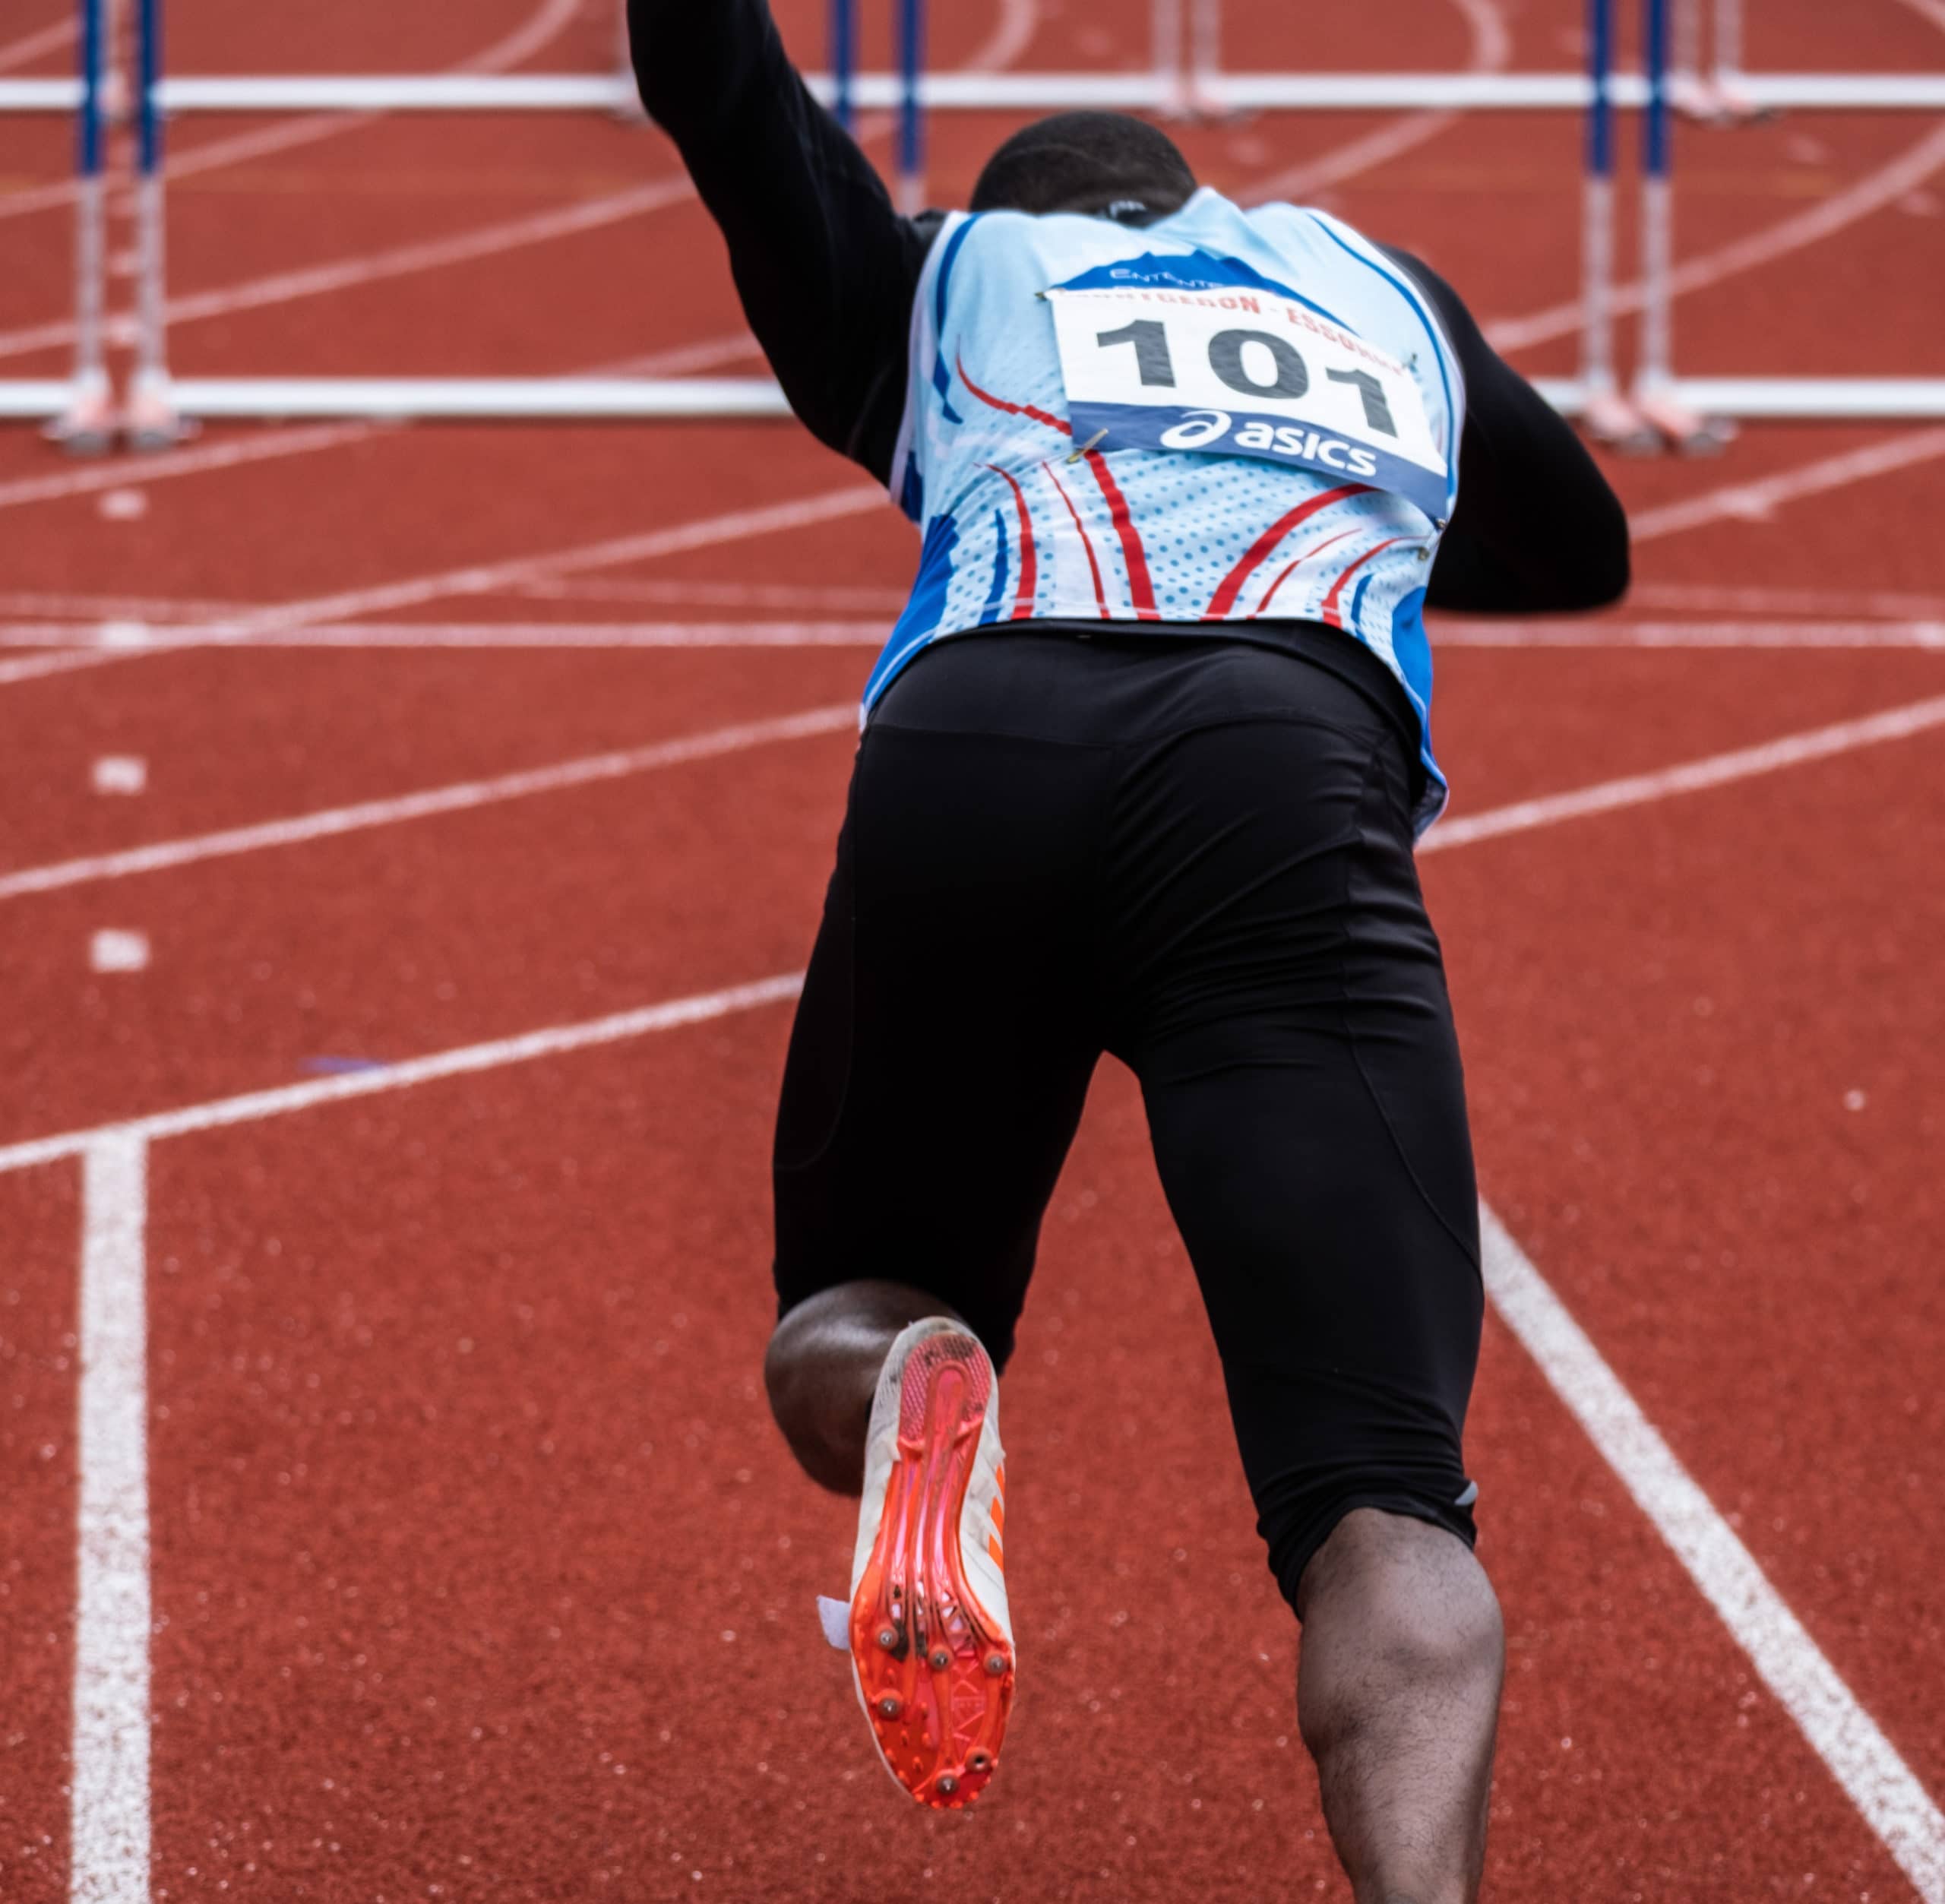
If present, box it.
[0,0,1039,361]
[1489,122,1945,353]
[0,0,591,227]
[0,704,859,903]
[0,18,74,73]
[0,331,759,517]
[0,480,885,688]
[1479,1208,1945,1904]
[9,615,1944,651]
[1244,0,1510,205]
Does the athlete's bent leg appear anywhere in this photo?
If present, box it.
[1296,1510,1504,1904]
[764,1280,966,1494]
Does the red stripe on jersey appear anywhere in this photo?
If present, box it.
[1043,461,1109,616]
[1204,484,1372,619]
[1320,537,1409,628]
[1252,530,1359,618]
[1083,451,1160,620]
[984,463,1039,620]
[957,354,1073,437]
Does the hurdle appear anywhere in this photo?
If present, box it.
[17,0,1945,441]
[0,8,100,432]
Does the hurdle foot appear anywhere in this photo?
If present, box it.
[1636,389,1737,457]
[44,372,119,458]
[124,368,198,453]
[1582,389,1663,457]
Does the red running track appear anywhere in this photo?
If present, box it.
[2,0,1945,1899]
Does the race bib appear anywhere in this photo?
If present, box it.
[1045,283,1450,522]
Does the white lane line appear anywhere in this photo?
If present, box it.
[0,619,890,649]
[0,975,806,1175]
[1482,1206,1945,1902]
[0,176,702,362]
[519,577,915,612]
[1488,120,1945,356]
[0,0,1037,353]
[9,615,1944,653]
[0,479,883,691]
[0,334,759,520]
[87,931,150,973]
[1423,692,1945,852]
[1429,618,1945,648]
[70,1132,152,1904]
[1626,581,1945,619]
[1244,0,1509,204]
[8,678,1945,907]
[0,17,74,71]
[0,425,380,516]
[0,0,587,228]
[0,591,255,621]
[1630,427,1945,542]
[0,705,856,903]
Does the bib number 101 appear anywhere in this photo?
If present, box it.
[1094,318,1399,439]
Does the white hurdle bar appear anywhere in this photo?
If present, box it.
[144,70,1945,113]
[154,376,1945,425]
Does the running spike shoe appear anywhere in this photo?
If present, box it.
[843,1317,1014,1810]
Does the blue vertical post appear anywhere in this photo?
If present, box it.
[830,0,855,131]
[55,0,112,444]
[77,0,105,183]
[896,0,925,214]
[137,0,162,180]
[1579,0,1617,403]
[130,0,185,444]
[1637,0,1675,394]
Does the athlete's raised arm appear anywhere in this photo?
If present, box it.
[1385,247,1632,614]
[627,0,931,482]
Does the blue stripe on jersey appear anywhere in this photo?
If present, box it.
[929,217,981,425]
[1309,217,1458,482]
[979,509,1010,622]
[1348,571,1375,629]
[866,511,960,706]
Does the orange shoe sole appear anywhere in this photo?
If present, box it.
[849,1332,1014,1810]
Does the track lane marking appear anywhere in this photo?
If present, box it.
[0,618,893,647]
[1628,426,1945,542]
[0,17,74,71]
[7,678,1945,904]
[1423,692,1945,852]
[0,333,761,519]
[0,704,857,902]
[0,478,884,688]
[0,976,808,1174]
[0,0,589,228]
[7,615,1945,650]
[1481,1206,1945,1902]
[1244,0,1509,204]
[71,1132,153,1904]
[19,983,1942,1899]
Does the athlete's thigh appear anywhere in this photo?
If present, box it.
[773,713,1104,1371]
[1115,704,1482,1608]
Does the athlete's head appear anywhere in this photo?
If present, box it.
[969,111,1197,222]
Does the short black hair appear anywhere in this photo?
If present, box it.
[969,111,1197,218]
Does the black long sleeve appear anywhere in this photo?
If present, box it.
[628,0,926,483]
[1384,247,1631,612]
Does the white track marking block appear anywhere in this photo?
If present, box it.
[91,757,147,795]
[89,930,150,973]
